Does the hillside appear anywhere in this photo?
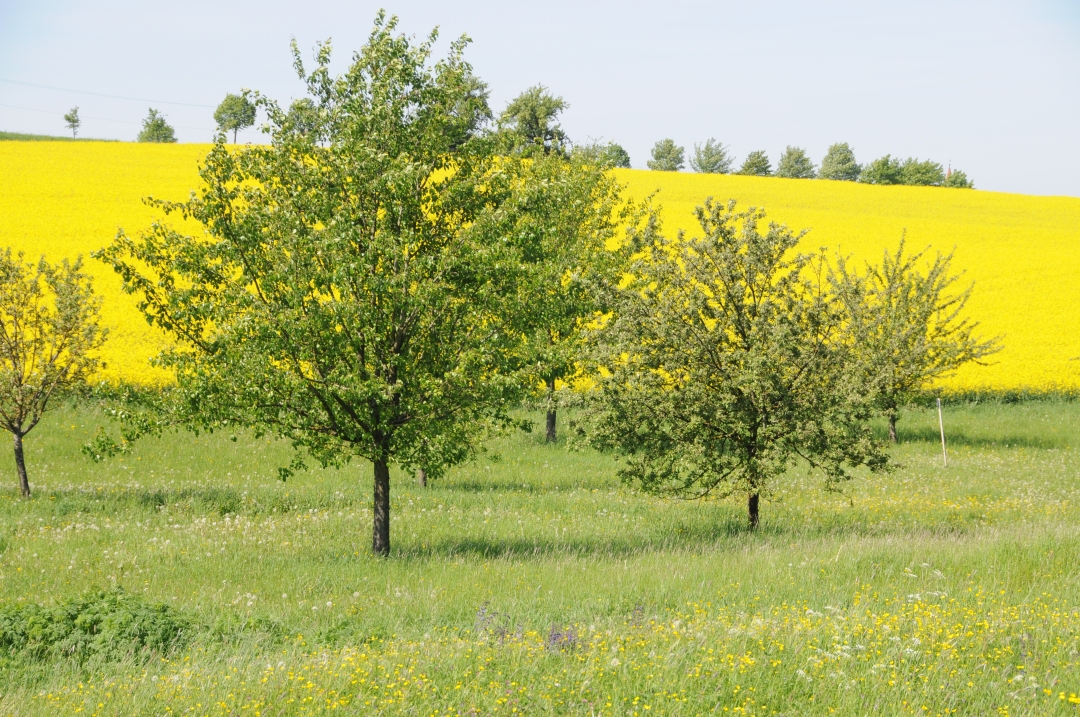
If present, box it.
[1,140,1077,391]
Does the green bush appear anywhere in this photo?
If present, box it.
[0,588,190,666]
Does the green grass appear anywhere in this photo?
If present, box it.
[1,401,1079,715]
[0,131,119,142]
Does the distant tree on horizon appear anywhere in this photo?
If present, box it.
[775,146,816,179]
[63,107,81,138]
[574,140,631,168]
[648,139,684,171]
[499,85,566,156]
[819,142,860,181]
[736,150,771,176]
[137,108,176,143]
[214,93,257,143]
[899,158,946,186]
[690,138,732,174]
[943,168,974,188]
[859,155,903,185]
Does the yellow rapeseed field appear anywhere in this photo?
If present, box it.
[1,141,1078,391]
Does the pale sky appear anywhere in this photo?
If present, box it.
[1,0,1078,196]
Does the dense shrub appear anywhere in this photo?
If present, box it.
[0,588,190,666]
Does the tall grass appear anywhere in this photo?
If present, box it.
[1,401,1079,715]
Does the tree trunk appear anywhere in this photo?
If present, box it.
[233,128,238,144]
[372,461,390,556]
[748,493,759,530]
[545,377,557,443]
[417,468,427,488]
[14,432,29,498]
[888,413,898,443]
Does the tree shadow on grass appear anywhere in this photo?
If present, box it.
[887,425,1067,450]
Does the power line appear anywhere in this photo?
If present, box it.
[0,102,214,132]
[0,77,216,108]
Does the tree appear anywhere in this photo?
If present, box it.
[580,201,888,529]
[830,237,1000,442]
[63,107,81,138]
[647,139,684,171]
[137,108,176,143]
[285,98,320,139]
[97,14,530,556]
[775,146,816,179]
[736,150,771,176]
[818,142,860,181]
[498,85,567,156]
[0,251,105,497]
[214,93,257,143]
[859,155,902,185]
[943,168,974,188]
[900,158,945,186]
[690,138,732,174]
[490,152,632,442]
[573,140,631,168]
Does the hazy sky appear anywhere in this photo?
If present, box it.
[2,0,1078,196]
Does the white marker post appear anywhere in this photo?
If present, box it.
[937,398,948,467]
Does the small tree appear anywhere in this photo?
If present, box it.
[775,146,816,179]
[900,158,945,186]
[690,138,732,174]
[499,85,567,156]
[647,139,684,171]
[581,201,887,529]
[98,15,528,556]
[0,251,105,497]
[830,237,1000,442]
[137,108,177,143]
[943,168,974,188]
[818,142,860,181]
[859,155,902,185]
[63,107,81,138]
[490,152,631,442]
[736,150,771,176]
[213,93,257,143]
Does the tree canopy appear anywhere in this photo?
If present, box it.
[690,138,732,174]
[736,150,771,176]
[818,142,860,181]
[775,146,816,179]
[830,238,1000,441]
[0,251,105,497]
[647,139,684,171]
[98,14,542,556]
[579,201,888,529]
[213,93,257,143]
[63,107,81,138]
[498,85,565,156]
[137,109,176,143]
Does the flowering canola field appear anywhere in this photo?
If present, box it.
[1,141,1078,391]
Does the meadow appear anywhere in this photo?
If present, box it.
[1,400,1079,715]
[2,141,1080,391]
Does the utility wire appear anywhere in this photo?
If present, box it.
[0,77,215,108]
[0,102,214,132]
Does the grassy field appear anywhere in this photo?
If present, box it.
[1,401,1079,715]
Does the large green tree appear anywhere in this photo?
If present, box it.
[859,155,902,185]
[899,158,945,186]
[818,142,860,181]
[0,252,105,497]
[830,238,1000,442]
[97,14,531,556]
[580,201,888,529]
[647,139,684,171]
[213,93,257,143]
